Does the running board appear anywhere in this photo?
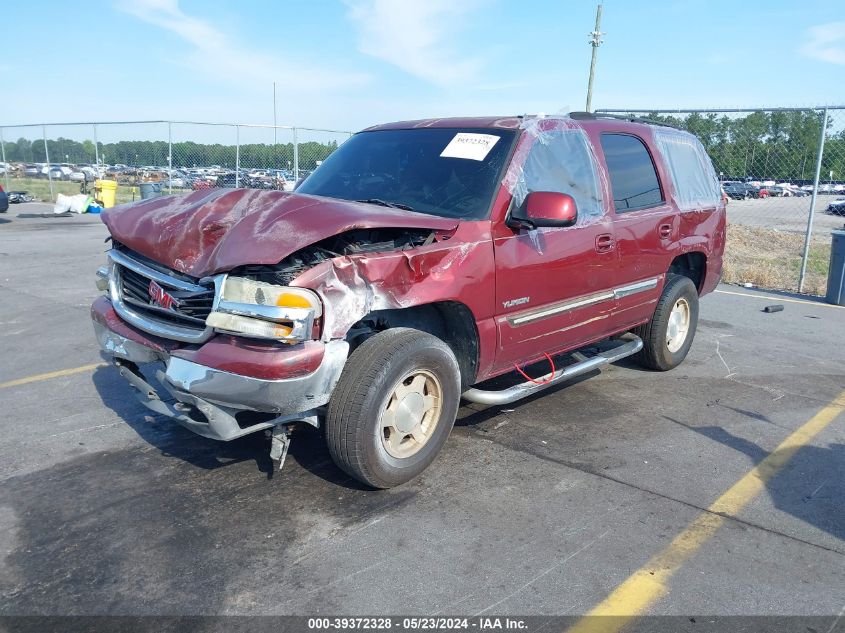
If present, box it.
[461,336,643,406]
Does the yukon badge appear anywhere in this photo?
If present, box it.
[502,296,530,309]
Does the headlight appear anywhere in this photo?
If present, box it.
[206,277,322,342]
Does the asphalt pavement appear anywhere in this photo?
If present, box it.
[0,203,843,622]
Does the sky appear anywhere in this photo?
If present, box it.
[2,0,845,134]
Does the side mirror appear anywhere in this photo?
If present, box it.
[508,191,578,229]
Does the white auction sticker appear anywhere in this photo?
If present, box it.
[440,133,500,161]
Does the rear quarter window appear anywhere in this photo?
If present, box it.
[653,130,721,211]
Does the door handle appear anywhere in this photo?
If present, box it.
[658,223,672,239]
[595,234,615,253]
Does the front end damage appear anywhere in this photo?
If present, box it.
[92,190,484,468]
[92,294,349,466]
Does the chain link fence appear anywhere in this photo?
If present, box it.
[0,120,353,207]
[4,111,844,295]
[597,107,845,295]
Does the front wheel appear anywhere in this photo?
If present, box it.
[633,275,699,371]
[325,328,461,489]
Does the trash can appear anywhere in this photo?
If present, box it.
[826,229,845,305]
[95,179,118,209]
[138,182,163,200]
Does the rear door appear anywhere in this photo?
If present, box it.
[491,121,620,371]
[597,131,677,330]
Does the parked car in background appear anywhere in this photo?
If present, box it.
[70,167,98,183]
[216,174,239,188]
[24,164,40,177]
[164,175,189,188]
[723,182,760,199]
[828,199,845,216]
[0,184,8,213]
[45,165,65,180]
[191,179,215,191]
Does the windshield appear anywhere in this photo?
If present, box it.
[296,128,517,220]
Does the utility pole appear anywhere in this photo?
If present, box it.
[585,4,604,112]
[273,82,277,146]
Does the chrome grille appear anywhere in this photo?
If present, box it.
[108,249,223,343]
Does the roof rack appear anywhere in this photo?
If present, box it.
[568,111,684,130]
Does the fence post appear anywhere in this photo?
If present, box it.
[798,107,829,293]
[0,128,9,191]
[168,122,173,194]
[43,125,54,202]
[93,124,100,172]
[293,127,299,180]
[235,125,240,188]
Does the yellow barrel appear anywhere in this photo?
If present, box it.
[95,179,118,209]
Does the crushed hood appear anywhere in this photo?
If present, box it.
[101,188,459,278]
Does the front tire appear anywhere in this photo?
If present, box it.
[634,275,699,371]
[326,328,461,489]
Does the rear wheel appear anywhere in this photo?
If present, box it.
[634,275,699,371]
[326,328,461,489]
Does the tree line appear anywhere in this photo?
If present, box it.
[4,111,844,182]
[638,110,845,183]
[2,137,341,171]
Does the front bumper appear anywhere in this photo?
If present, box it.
[92,300,348,441]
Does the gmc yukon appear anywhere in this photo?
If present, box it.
[92,113,725,488]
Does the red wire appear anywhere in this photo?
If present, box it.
[513,353,556,385]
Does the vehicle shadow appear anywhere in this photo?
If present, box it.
[90,363,366,489]
[665,416,845,543]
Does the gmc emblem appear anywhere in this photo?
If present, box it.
[148,280,181,310]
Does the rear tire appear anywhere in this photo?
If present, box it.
[633,275,699,371]
[325,328,461,489]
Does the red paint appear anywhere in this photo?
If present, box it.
[101,189,458,278]
[96,115,725,387]
[91,296,180,353]
[92,296,325,380]
[523,191,577,224]
[171,337,325,380]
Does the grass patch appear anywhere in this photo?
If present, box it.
[722,224,830,295]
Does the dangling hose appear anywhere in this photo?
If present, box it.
[513,353,556,385]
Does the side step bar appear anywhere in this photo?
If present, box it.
[461,336,643,406]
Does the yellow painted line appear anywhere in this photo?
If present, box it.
[715,288,844,309]
[0,363,106,390]
[567,388,845,633]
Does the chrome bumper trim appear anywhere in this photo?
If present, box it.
[107,250,225,344]
[93,321,349,440]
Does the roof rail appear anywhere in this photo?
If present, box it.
[568,111,684,131]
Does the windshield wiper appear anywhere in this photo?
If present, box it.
[355,198,415,211]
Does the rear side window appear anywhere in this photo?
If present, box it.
[654,130,721,211]
[600,133,663,211]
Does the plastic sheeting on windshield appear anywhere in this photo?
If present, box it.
[502,118,605,223]
[654,129,721,211]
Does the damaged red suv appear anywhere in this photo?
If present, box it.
[92,113,725,488]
